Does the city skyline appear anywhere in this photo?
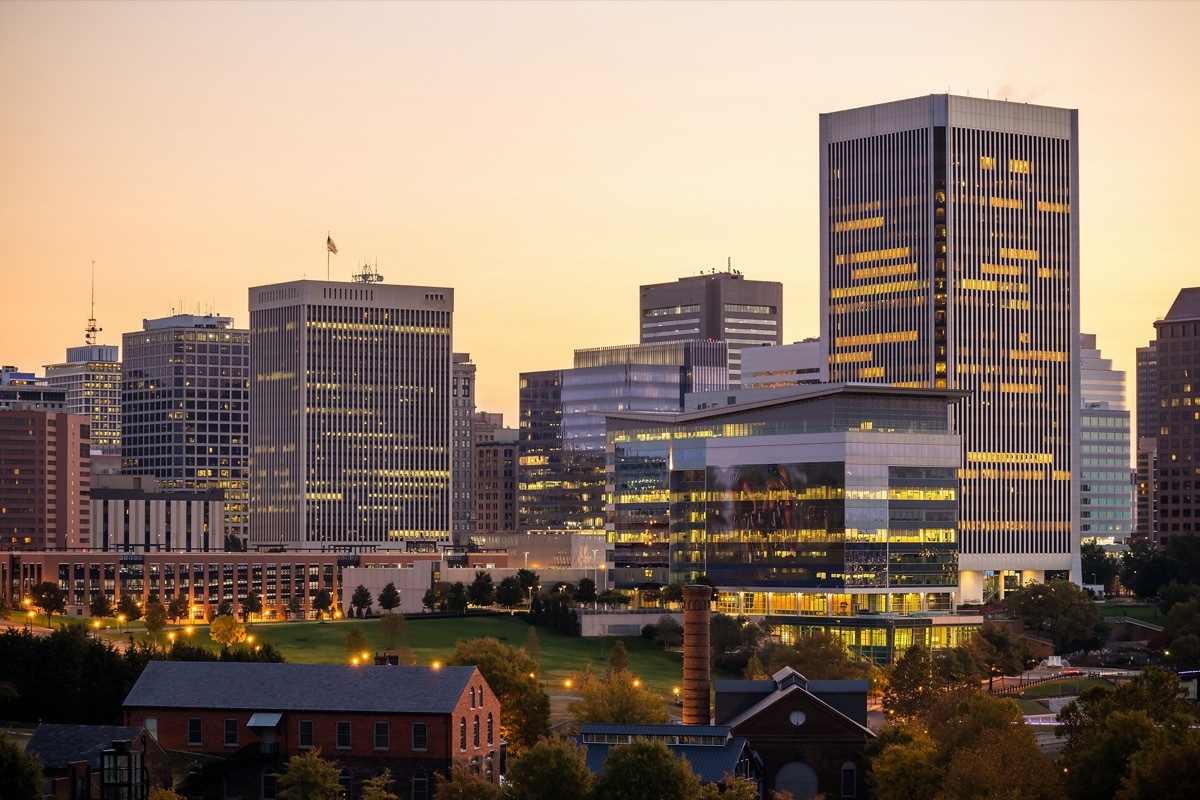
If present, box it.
[3,1,1198,423]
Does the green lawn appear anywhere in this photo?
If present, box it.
[121,615,732,699]
[1020,677,1111,699]
[1097,601,1164,625]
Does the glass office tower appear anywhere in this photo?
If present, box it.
[820,95,1081,600]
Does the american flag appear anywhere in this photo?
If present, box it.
[326,236,338,255]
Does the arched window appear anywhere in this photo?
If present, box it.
[459,718,467,751]
[473,715,480,748]
[338,768,353,798]
[841,762,857,798]
[486,713,493,745]
[470,687,476,708]
[261,770,278,800]
[412,772,429,800]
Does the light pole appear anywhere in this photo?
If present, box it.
[524,551,529,570]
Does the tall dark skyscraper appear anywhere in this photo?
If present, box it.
[249,280,453,549]
[1135,342,1159,540]
[1153,287,1200,546]
[121,315,249,546]
[1136,343,1159,443]
[517,369,565,532]
[639,269,782,386]
[820,94,1080,601]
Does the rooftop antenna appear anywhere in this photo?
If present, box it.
[85,260,102,346]
[351,258,384,284]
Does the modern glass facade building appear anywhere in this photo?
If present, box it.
[249,281,453,549]
[1078,334,1132,544]
[121,315,249,547]
[820,95,1081,600]
[45,344,122,457]
[607,384,973,663]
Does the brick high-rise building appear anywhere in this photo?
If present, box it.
[0,409,91,550]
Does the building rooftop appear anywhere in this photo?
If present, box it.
[1164,287,1200,322]
[123,662,480,714]
[26,724,149,770]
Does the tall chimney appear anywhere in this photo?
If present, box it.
[681,584,712,724]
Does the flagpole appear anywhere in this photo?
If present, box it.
[327,231,330,280]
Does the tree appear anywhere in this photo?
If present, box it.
[662,582,685,606]
[597,589,632,608]
[573,577,597,605]
[1120,537,1158,596]
[569,664,669,726]
[277,748,341,800]
[1118,724,1200,800]
[148,789,186,800]
[523,627,541,663]
[143,601,168,645]
[882,644,942,722]
[606,640,629,675]
[496,577,524,610]
[423,582,450,612]
[1081,541,1120,594]
[433,760,499,800]
[593,738,701,800]
[380,612,406,648]
[167,594,189,622]
[351,585,373,618]
[0,596,10,620]
[210,615,247,648]
[654,615,683,649]
[216,599,233,618]
[89,593,113,619]
[359,769,399,800]
[345,625,368,657]
[469,571,496,607]
[287,595,304,621]
[743,652,769,679]
[868,728,940,800]
[447,582,469,615]
[765,630,870,680]
[30,581,67,626]
[1006,580,1109,652]
[501,736,595,800]
[698,774,767,800]
[242,591,263,623]
[0,734,43,800]
[446,638,550,753]
[311,589,333,621]
[377,582,401,614]
[515,568,540,599]
[116,593,142,622]
[710,614,743,655]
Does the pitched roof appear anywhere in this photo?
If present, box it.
[26,724,148,769]
[123,662,479,714]
[577,724,755,784]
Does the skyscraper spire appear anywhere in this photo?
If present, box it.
[85,260,102,346]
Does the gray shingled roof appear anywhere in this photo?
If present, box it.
[578,729,754,784]
[27,724,148,769]
[123,662,478,714]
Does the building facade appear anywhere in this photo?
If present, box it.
[741,338,826,389]
[0,409,91,550]
[121,315,249,547]
[451,354,476,534]
[820,94,1081,601]
[91,474,225,553]
[249,281,453,549]
[606,385,969,657]
[639,269,782,386]
[475,434,517,532]
[517,370,565,532]
[1152,287,1200,546]
[45,344,122,457]
[1136,343,1158,443]
[1078,334,1132,544]
[0,367,66,410]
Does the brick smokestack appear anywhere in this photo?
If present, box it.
[682,584,712,725]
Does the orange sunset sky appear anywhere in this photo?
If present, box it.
[2,1,1198,424]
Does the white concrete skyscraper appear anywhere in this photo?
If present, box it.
[820,95,1081,601]
[249,280,453,549]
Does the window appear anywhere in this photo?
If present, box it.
[374,721,389,750]
[473,715,480,748]
[459,718,467,751]
[298,720,314,748]
[412,773,429,800]
[412,723,428,751]
[336,721,351,749]
[841,762,857,798]
[187,717,202,745]
[470,687,476,708]
[262,770,278,800]
[223,718,238,747]
[144,716,158,741]
[487,713,493,745]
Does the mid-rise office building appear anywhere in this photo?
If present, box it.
[45,345,122,457]
[0,409,91,550]
[249,280,453,549]
[1153,287,1200,546]
[0,367,65,411]
[517,370,566,532]
[820,94,1080,601]
[452,353,477,534]
[1135,438,1158,541]
[121,315,249,547]
[1078,334,1132,544]
[741,339,826,389]
[91,474,225,552]
[639,269,782,386]
[476,432,518,532]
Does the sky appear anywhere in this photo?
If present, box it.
[2,1,1198,423]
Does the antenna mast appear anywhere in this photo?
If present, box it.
[85,260,102,346]
[351,259,384,284]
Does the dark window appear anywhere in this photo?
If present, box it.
[336,721,351,749]
[459,718,466,751]
[412,723,428,751]
[223,718,238,747]
[841,762,857,798]
[298,720,314,748]
[187,717,202,745]
[374,722,389,750]
[473,716,480,748]
[262,771,277,800]
[412,773,429,800]
[487,713,493,745]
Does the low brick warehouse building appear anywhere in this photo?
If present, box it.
[123,661,502,800]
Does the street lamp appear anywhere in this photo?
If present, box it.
[117,614,125,634]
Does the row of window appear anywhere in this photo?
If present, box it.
[184,717,430,751]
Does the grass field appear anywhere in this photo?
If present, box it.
[1096,601,1164,625]
[99,614,733,699]
[1019,677,1111,699]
